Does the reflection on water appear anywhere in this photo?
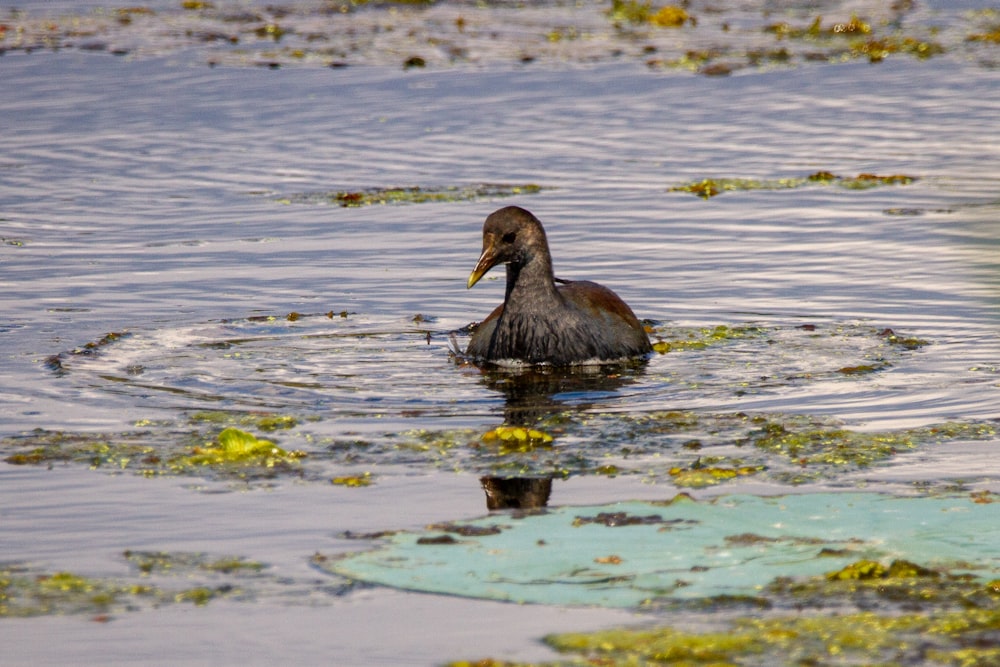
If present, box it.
[475,363,646,510]
[480,476,552,510]
[476,362,647,425]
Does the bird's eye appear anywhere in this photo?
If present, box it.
[502,232,517,244]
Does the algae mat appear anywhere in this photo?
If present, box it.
[325,492,1000,608]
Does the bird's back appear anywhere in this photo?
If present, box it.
[467,279,651,365]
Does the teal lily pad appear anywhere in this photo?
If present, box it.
[326,493,1000,608]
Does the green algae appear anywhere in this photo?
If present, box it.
[172,427,306,470]
[517,606,1000,666]
[189,411,298,431]
[0,550,296,618]
[0,565,238,617]
[0,568,158,618]
[11,320,993,486]
[275,184,543,207]
[667,462,765,488]
[123,550,265,576]
[3,410,992,489]
[1,420,307,482]
[331,472,374,487]
[739,609,1000,665]
[764,13,945,64]
[481,426,555,455]
[742,416,994,469]
[2,430,160,472]
[608,0,692,28]
[671,171,917,199]
[651,324,765,354]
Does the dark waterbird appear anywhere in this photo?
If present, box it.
[466,206,652,365]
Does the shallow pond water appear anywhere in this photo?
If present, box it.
[3,1,1000,665]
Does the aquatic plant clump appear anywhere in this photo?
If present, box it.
[670,171,917,199]
[531,605,1000,667]
[0,559,253,618]
[175,427,306,470]
[274,184,543,207]
[0,418,308,484]
[0,568,160,618]
[0,551,357,619]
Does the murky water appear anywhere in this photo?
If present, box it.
[3,0,1000,664]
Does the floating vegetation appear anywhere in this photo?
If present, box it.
[359,492,1000,663]
[7,408,987,488]
[608,0,693,28]
[2,430,161,471]
[17,319,989,487]
[171,427,306,471]
[317,411,995,488]
[0,562,247,618]
[880,326,928,350]
[5,315,982,486]
[1,1,994,71]
[765,13,872,40]
[1,420,308,482]
[275,184,543,207]
[764,12,946,63]
[967,28,1000,44]
[528,607,1000,667]
[667,461,764,488]
[189,411,298,432]
[0,567,159,618]
[651,324,764,354]
[123,550,265,576]
[44,330,130,375]
[480,426,554,454]
[0,550,356,619]
[741,416,994,470]
[671,171,917,199]
[331,472,373,487]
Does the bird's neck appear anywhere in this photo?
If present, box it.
[504,253,559,309]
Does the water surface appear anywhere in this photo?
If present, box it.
[3,1,1000,664]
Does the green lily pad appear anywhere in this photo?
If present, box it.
[326,492,1000,608]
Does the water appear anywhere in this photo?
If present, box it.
[2,1,1000,664]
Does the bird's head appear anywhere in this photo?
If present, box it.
[467,206,549,289]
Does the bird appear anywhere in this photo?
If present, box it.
[466,206,652,365]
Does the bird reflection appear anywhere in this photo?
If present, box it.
[475,362,646,511]
[480,476,552,510]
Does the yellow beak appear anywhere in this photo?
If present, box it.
[467,234,500,289]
